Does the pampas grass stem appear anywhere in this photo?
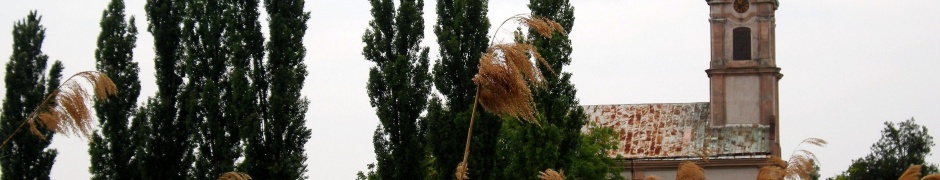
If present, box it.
[456,14,565,179]
[0,71,116,150]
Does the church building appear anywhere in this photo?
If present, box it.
[583,0,782,179]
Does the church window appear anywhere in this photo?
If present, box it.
[733,27,751,60]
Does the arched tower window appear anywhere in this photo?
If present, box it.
[733,27,751,60]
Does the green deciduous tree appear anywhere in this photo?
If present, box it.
[425,0,498,179]
[89,0,141,179]
[0,11,63,180]
[362,0,432,179]
[137,0,194,178]
[832,118,938,180]
[240,0,312,179]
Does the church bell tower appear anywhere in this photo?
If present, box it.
[705,0,782,157]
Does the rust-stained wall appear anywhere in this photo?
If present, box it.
[583,103,770,159]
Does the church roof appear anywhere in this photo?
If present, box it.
[583,103,771,159]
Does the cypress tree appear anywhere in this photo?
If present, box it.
[137,0,194,179]
[426,0,498,179]
[89,0,141,179]
[0,11,63,180]
[363,0,432,179]
[241,0,312,179]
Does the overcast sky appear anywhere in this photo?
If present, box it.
[1,0,939,179]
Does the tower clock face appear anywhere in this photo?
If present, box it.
[734,0,749,13]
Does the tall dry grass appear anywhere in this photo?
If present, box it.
[456,14,563,180]
[676,161,705,180]
[786,138,826,179]
[757,157,787,180]
[900,165,923,180]
[538,169,565,180]
[218,172,251,180]
[922,174,940,180]
[0,71,116,149]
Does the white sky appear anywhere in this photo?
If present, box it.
[1,0,939,179]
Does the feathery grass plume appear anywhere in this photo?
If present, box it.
[473,43,551,124]
[757,157,787,180]
[218,172,252,180]
[899,165,923,180]
[537,169,564,180]
[643,175,662,180]
[456,162,469,180]
[457,14,565,179]
[784,138,827,179]
[800,138,827,147]
[922,174,940,180]
[26,71,117,140]
[676,161,705,180]
[502,14,565,39]
[767,156,788,168]
[757,166,785,180]
[538,169,564,180]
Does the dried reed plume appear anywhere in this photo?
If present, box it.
[458,14,565,179]
[757,157,787,180]
[218,172,252,180]
[784,138,827,179]
[498,14,566,39]
[473,43,551,124]
[0,71,117,149]
[643,175,662,180]
[922,174,940,180]
[676,161,705,180]
[899,165,923,180]
[538,169,565,180]
[456,162,469,180]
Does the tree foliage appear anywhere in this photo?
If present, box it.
[362,0,433,179]
[493,1,621,179]
[425,0,499,179]
[176,0,252,179]
[0,11,63,180]
[89,0,141,179]
[832,118,938,180]
[221,0,265,178]
[239,0,312,179]
[136,0,194,178]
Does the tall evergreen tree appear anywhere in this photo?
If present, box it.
[89,0,141,179]
[0,11,63,180]
[362,0,432,179]
[241,0,312,179]
[137,0,194,179]
[181,0,244,179]
[222,0,266,178]
[495,1,619,179]
[425,0,498,179]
